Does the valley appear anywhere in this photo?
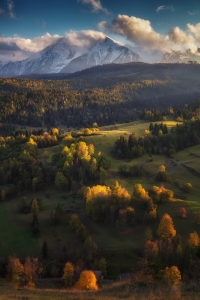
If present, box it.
[1,67,200,298]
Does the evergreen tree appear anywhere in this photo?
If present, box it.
[42,241,48,259]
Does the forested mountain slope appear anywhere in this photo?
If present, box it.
[1,63,200,127]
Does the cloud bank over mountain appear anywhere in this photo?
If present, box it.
[0,30,108,63]
[98,15,200,56]
[1,15,200,64]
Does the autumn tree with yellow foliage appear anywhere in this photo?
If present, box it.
[157,213,176,240]
[161,266,181,285]
[62,262,75,288]
[86,182,131,223]
[133,183,150,205]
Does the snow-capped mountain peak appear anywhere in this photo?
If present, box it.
[61,36,141,73]
[0,36,141,76]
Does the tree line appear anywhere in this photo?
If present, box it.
[114,119,200,159]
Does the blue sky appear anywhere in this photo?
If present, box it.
[1,0,200,37]
[0,0,200,62]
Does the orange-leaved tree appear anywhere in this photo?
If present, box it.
[6,256,24,286]
[75,270,98,290]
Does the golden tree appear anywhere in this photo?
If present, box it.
[111,181,131,209]
[133,183,150,204]
[159,165,166,172]
[161,266,181,285]
[62,262,75,287]
[188,231,199,248]
[51,128,59,136]
[6,256,24,286]
[76,270,98,290]
[157,213,176,240]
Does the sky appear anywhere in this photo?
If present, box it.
[1,0,200,62]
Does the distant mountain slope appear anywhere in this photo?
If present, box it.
[161,49,200,63]
[0,37,141,77]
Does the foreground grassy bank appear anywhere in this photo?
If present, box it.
[1,280,200,300]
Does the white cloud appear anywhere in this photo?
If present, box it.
[1,22,200,64]
[66,30,106,49]
[156,5,174,13]
[99,15,200,55]
[0,33,61,62]
[78,0,109,14]
[187,23,200,36]
[99,15,170,53]
[168,27,197,53]
[0,30,107,63]
[188,10,199,16]
[7,0,15,19]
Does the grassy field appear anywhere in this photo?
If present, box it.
[1,280,200,300]
[0,202,38,258]
[85,120,200,243]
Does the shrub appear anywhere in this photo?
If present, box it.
[173,179,180,188]
[182,182,192,193]
[179,207,187,218]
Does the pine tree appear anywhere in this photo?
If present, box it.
[42,241,48,258]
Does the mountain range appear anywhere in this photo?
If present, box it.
[161,49,200,64]
[0,36,141,76]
